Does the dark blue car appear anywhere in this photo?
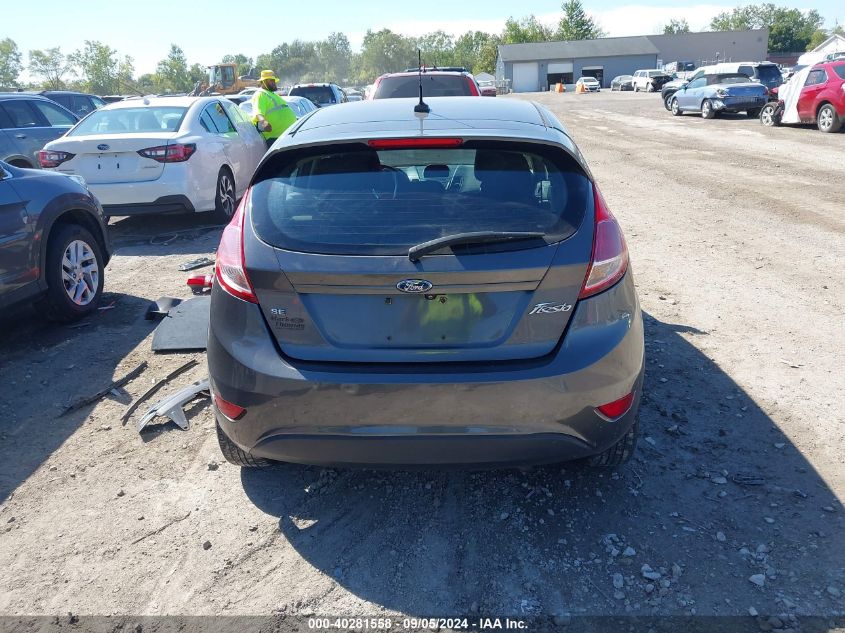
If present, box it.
[670,74,770,119]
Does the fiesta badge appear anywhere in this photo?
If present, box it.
[396,279,433,293]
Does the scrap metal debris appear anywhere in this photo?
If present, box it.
[151,297,210,352]
[178,256,215,272]
[145,297,183,321]
[121,359,199,425]
[61,361,148,416]
[136,377,210,432]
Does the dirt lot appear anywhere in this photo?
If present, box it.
[1,91,843,631]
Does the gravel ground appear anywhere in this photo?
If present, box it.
[0,90,843,631]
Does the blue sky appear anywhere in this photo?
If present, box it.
[6,0,843,76]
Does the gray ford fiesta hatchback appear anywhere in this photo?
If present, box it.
[208,97,644,468]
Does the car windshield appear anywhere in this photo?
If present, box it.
[374,75,472,98]
[718,75,752,84]
[289,86,336,106]
[648,71,666,77]
[250,144,589,256]
[68,106,187,135]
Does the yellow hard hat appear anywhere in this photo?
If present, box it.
[259,70,279,83]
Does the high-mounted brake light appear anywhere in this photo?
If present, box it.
[215,189,257,303]
[38,150,75,168]
[137,143,196,163]
[368,138,464,149]
[579,184,629,299]
[596,391,635,420]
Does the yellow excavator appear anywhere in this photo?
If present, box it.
[190,63,260,96]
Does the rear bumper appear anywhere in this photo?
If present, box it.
[209,274,645,467]
[102,195,195,216]
[712,96,768,112]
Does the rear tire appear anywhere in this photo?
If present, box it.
[760,103,781,127]
[664,93,674,110]
[646,83,654,92]
[34,223,104,322]
[817,104,842,133]
[746,108,762,118]
[701,99,716,119]
[213,167,237,222]
[216,422,273,468]
[589,420,639,468]
[633,83,639,92]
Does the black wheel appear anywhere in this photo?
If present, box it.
[817,104,842,133]
[760,103,781,127]
[34,223,104,322]
[671,97,682,116]
[646,83,654,92]
[746,108,762,118]
[213,167,237,221]
[663,93,674,110]
[701,99,716,119]
[589,420,639,468]
[633,83,639,92]
[216,422,274,468]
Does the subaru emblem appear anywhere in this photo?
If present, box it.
[396,279,433,293]
[97,144,110,151]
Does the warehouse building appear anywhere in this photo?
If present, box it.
[496,29,769,92]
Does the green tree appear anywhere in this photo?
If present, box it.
[417,30,455,67]
[316,32,352,83]
[503,15,554,44]
[28,47,74,90]
[663,18,691,34]
[355,29,417,83]
[72,40,119,94]
[475,36,502,74]
[807,28,828,49]
[0,38,23,89]
[188,63,206,85]
[155,44,191,93]
[556,0,604,40]
[452,31,494,72]
[709,4,824,52]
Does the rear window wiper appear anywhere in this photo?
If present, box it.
[408,231,545,262]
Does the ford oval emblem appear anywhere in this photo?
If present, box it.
[396,279,433,293]
[97,144,110,151]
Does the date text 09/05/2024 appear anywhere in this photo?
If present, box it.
[307,617,529,630]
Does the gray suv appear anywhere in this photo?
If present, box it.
[208,97,644,469]
[0,94,79,168]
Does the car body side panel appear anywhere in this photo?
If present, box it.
[0,175,32,294]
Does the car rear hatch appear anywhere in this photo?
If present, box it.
[243,138,595,363]
[51,133,180,184]
[50,104,190,184]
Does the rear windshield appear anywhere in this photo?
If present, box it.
[289,86,337,106]
[250,143,589,256]
[374,75,473,98]
[756,64,783,86]
[715,74,751,84]
[68,106,187,135]
[834,64,845,80]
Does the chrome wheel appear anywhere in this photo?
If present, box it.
[218,171,236,218]
[61,240,99,306]
[761,105,775,126]
[818,106,833,132]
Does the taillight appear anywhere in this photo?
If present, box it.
[596,391,635,420]
[215,188,257,303]
[467,78,480,96]
[212,390,246,421]
[368,138,463,149]
[38,150,75,168]
[137,143,196,163]
[579,185,629,299]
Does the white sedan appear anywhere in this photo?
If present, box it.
[575,76,601,92]
[39,96,265,219]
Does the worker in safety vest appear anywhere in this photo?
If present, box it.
[251,70,296,148]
